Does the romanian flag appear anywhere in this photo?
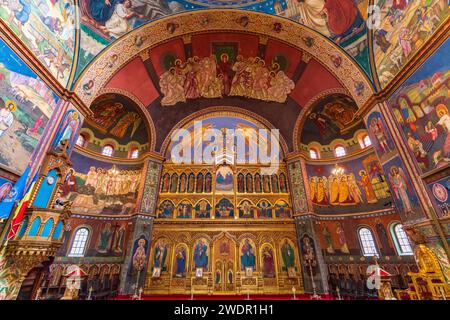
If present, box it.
[6,170,39,240]
[0,166,30,219]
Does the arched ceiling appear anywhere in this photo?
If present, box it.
[299,93,364,146]
[2,1,447,92]
[75,0,373,83]
[73,10,378,154]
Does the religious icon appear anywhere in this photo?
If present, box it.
[196,173,204,193]
[238,200,254,218]
[159,200,174,218]
[161,173,170,192]
[204,173,212,193]
[179,173,187,193]
[237,173,245,193]
[53,110,80,154]
[322,225,335,254]
[215,269,222,284]
[177,201,192,219]
[262,246,275,278]
[195,268,203,278]
[388,165,414,216]
[216,166,233,193]
[240,239,256,271]
[257,200,272,218]
[246,174,253,193]
[132,237,148,272]
[358,170,378,203]
[215,198,234,219]
[153,240,168,271]
[193,239,208,271]
[281,239,295,272]
[97,223,112,254]
[335,222,349,254]
[174,246,187,278]
[152,267,161,278]
[195,200,211,218]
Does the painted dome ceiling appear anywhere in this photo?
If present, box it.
[2,1,447,91]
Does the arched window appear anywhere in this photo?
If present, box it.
[309,149,319,159]
[334,146,346,157]
[102,145,114,157]
[362,135,372,148]
[68,228,90,257]
[391,223,413,255]
[358,227,378,257]
[130,148,139,159]
[76,134,86,147]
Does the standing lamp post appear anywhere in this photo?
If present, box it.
[305,254,320,300]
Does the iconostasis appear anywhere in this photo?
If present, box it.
[147,114,302,294]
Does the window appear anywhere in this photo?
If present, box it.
[68,228,89,257]
[358,227,378,257]
[130,148,139,159]
[309,149,318,159]
[102,145,114,157]
[334,146,346,157]
[76,134,86,147]
[392,223,413,255]
[362,135,372,147]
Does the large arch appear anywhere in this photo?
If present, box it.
[74,10,375,109]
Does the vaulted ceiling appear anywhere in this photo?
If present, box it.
[2,1,447,94]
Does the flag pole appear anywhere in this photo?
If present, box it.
[0,201,19,248]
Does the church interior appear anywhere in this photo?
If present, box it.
[0,0,449,301]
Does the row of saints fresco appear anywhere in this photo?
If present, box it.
[306,155,391,214]
[160,171,289,194]
[158,198,292,219]
[159,55,295,106]
[149,237,297,279]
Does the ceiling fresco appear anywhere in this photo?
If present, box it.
[84,93,149,145]
[73,0,374,83]
[300,93,365,145]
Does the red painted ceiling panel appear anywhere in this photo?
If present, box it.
[290,59,343,107]
[106,57,159,106]
[149,38,186,77]
[264,39,302,78]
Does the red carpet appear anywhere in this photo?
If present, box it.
[115,294,337,300]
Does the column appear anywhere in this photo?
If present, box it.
[287,156,328,294]
[119,156,162,295]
